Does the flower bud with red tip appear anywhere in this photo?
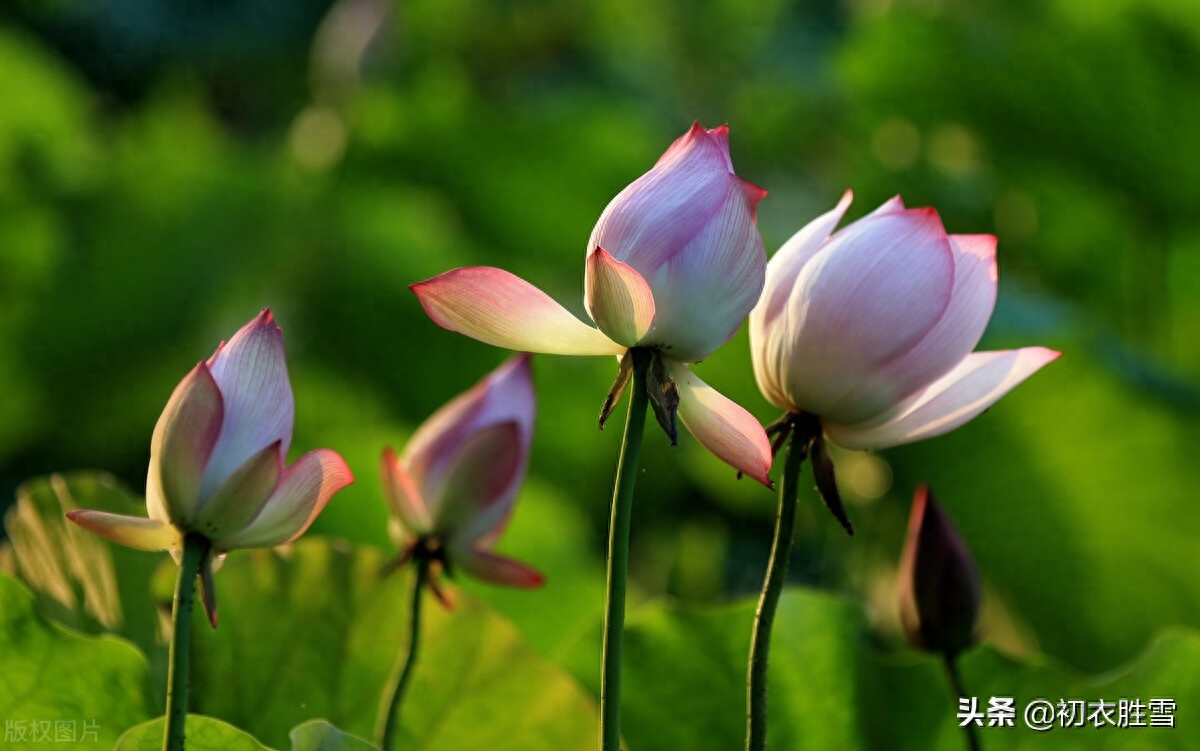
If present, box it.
[897,486,983,657]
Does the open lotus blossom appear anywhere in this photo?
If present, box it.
[898,485,982,657]
[413,123,773,485]
[381,354,543,594]
[751,191,1059,449]
[67,309,354,626]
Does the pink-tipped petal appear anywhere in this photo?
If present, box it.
[826,347,1061,450]
[456,549,545,589]
[751,191,854,411]
[202,309,296,498]
[590,125,739,274]
[219,448,353,549]
[585,247,657,347]
[832,234,999,418]
[402,354,535,508]
[413,267,624,356]
[754,190,854,327]
[867,195,906,217]
[739,178,768,219]
[382,447,433,537]
[781,208,956,421]
[666,360,773,487]
[194,441,283,540]
[148,363,225,527]
[434,422,524,542]
[66,510,180,552]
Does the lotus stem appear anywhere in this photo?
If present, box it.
[745,421,807,751]
[600,347,651,751]
[944,653,982,751]
[163,533,209,751]
[377,556,430,751]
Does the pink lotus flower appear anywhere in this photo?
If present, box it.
[67,310,354,626]
[413,123,773,485]
[750,191,1059,451]
[381,354,543,591]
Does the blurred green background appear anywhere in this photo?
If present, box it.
[1,0,1198,680]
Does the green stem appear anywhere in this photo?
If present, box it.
[745,422,807,751]
[163,533,209,751]
[944,654,982,751]
[600,348,651,751]
[376,556,430,751]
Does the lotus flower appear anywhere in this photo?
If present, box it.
[381,354,543,592]
[750,191,1059,451]
[898,486,982,656]
[67,309,354,626]
[413,123,773,485]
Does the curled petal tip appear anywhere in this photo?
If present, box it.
[740,179,768,215]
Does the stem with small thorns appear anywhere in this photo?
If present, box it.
[745,422,808,751]
[164,534,209,751]
[600,348,651,751]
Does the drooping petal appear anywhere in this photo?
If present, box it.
[202,309,295,499]
[831,234,999,419]
[193,441,283,540]
[412,267,624,356]
[825,347,1061,450]
[455,548,544,589]
[65,510,180,552]
[666,360,773,487]
[218,449,353,549]
[433,421,524,541]
[381,447,433,537]
[148,363,224,527]
[584,247,657,347]
[778,208,956,422]
[750,190,853,410]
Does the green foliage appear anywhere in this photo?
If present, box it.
[181,538,597,750]
[3,472,1200,749]
[0,573,155,749]
[566,590,1200,750]
[0,473,166,666]
[288,720,379,751]
[1,472,595,749]
[2,0,1200,745]
[115,717,379,751]
[116,716,276,751]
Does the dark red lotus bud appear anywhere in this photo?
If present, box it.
[897,486,982,657]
